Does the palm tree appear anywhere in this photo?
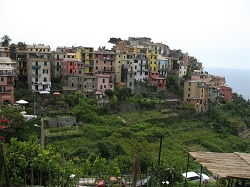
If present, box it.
[1,35,11,47]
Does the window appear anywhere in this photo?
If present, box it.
[1,78,4,81]
[96,67,98,70]
[145,72,148,75]
[100,85,103,89]
[129,82,132,86]
[96,60,98,63]
[95,54,98,57]
[104,85,106,88]
[188,94,190,97]
[188,88,190,91]
[103,79,105,83]
[44,61,47,66]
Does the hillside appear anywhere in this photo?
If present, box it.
[35,93,250,174]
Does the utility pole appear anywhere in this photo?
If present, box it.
[158,135,163,166]
[41,117,44,149]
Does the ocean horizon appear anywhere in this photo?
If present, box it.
[204,67,250,100]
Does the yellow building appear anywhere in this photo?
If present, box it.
[146,49,158,71]
[183,80,209,112]
[75,47,94,76]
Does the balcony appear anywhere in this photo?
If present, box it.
[102,69,114,73]
[0,89,12,93]
[103,57,115,61]
[0,71,14,76]
[7,81,14,84]
[137,69,149,72]
[32,73,41,77]
[32,65,41,69]
[84,63,94,67]
[32,81,50,85]
[139,63,149,66]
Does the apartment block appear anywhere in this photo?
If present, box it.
[149,71,166,91]
[52,46,73,78]
[0,58,16,104]
[134,53,149,82]
[75,47,94,76]
[219,85,232,102]
[96,74,114,93]
[29,58,51,92]
[183,80,209,112]
[94,49,115,83]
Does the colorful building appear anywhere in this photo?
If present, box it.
[75,47,94,76]
[96,74,114,93]
[183,80,209,112]
[146,49,158,71]
[94,49,115,83]
[0,58,16,104]
[219,85,232,102]
[157,55,168,77]
[149,71,166,91]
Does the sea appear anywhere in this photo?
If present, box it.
[204,67,250,101]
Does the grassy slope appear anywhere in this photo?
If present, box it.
[44,108,250,172]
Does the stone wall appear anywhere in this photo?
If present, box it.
[46,116,76,128]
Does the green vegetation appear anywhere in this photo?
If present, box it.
[1,90,250,186]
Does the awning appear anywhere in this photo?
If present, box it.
[16,100,29,104]
[39,91,50,94]
[189,152,250,179]
[53,92,60,95]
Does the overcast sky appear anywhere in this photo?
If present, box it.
[1,0,250,69]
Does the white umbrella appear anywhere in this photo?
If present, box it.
[16,100,29,104]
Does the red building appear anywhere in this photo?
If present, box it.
[219,85,232,102]
[149,71,166,90]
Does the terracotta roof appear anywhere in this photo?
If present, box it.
[189,152,250,179]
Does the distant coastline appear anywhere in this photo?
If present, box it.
[204,67,250,100]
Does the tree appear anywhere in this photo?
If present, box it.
[114,87,132,100]
[1,35,11,47]
[104,89,114,98]
[108,37,123,44]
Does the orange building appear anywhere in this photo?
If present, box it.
[219,85,232,102]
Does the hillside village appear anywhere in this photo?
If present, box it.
[0,36,232,113]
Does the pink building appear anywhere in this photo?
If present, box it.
[219,85,232,102]
[94,49,115,83]
[0,65,15,104]
[96,74,114,93]
[149,71,166,90]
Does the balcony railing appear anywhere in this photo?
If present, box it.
[103,57,115,61]
[102,69,114,73]
[0,72,14,76]
[0,89,12,93]
[32,82,50,85]
[32,73,41,77]
[32,65,41,69]
[84,63,94,67]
